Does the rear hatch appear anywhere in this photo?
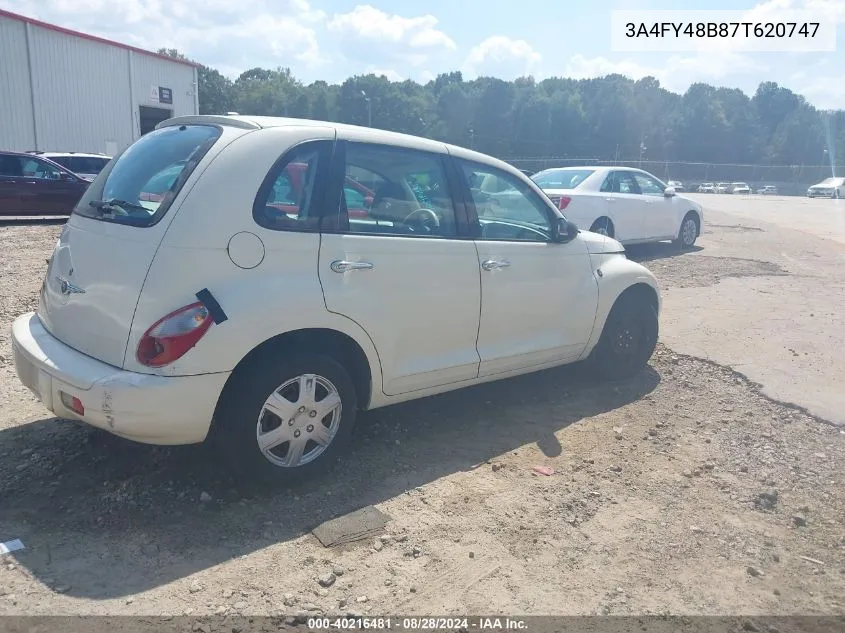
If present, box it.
[37,123,225,368]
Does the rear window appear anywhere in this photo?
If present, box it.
[73,124,221,227]
[531,169,594,189]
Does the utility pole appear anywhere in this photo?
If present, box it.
[361,90,372,127]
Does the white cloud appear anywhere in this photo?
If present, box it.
[327,5,455,49]
[791,73,845,110]
[563,51,769,93]
[326,5,455,73]
[462,36,541,80]
[365,67,404,82]
[0,0,328,74]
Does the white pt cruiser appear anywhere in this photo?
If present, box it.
[12,115,661,483]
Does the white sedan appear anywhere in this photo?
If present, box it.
[807,177,845,198]
[528,166,704,248]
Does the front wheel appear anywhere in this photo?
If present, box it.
[587,292,658,381]
[213,352,358,483]
[674,212,699,249]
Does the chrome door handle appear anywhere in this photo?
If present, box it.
[481,259,511,271]
[330,260,374,273]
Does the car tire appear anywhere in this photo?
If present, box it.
[587,291,658,381]
[674,212,699,249]
[212,351,358,484]
[589,217,614,238]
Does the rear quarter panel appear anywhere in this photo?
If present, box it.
[124,126,383,394]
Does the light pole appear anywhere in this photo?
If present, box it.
[468,128,475,150]
[361,90,372,127]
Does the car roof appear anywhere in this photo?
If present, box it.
[33,152,110,158]
[157,115,521,176]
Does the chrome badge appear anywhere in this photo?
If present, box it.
[56,276,85,295]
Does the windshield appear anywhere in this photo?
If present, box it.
[73,125,221,227]
[531,169,595,189]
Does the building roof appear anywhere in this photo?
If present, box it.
[0,9,200,68]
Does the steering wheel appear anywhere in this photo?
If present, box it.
[404,208,440,233]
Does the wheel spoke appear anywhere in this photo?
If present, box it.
[298,374,317,407]
[314,391,341,421]
[311,423,333,447]
[263,392,298,421]
[258,424,293,451]
[284,436,307,467]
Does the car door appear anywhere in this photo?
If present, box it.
[19,157,84,215]
[454,158,599,377]
[0,154,26,215]
[598,170,647,241]
[632,171,676,239]
[318,139,481,396]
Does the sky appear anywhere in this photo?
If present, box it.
[1,0,843,108]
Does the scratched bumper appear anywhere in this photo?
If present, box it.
[11,312,229,445]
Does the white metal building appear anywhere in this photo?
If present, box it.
[0,9,199,156]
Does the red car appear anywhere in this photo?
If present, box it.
[0,150,89,216]
[265,162,374,218]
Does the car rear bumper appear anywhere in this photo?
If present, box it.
[11,312,230,445]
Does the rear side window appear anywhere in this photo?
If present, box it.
[59,156,110,174]
[253,141,333,232]
[73,124,221,227]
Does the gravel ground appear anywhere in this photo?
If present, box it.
[0,220,843,617]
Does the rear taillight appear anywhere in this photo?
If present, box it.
[136,302,213,367]
[557,196,571,210]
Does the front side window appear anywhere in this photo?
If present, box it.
[74,124,221,227]
[22,158,63,180]
[633,173,665,196]
[460,160,553,242]
[340,143,457,238]
[254,143,330,232]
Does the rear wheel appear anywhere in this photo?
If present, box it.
[213,352,357,483]
[674,212,699,249]
[589,217,614,238]
[588,292,658,381]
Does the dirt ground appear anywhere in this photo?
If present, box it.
[0,206,843,618]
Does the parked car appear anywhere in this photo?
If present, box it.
[730,182,751,194]
[757,185,778,195]
[807,177,845,198]
[530,166,703,248]
[667,180,685,192]
[698,182,716,193]
[12,115,661,483]
[715,182,730,194]
[0,150,89,215]
[28,151,111,181]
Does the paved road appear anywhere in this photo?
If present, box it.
[655,194,845,425]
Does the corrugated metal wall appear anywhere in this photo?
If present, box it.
[0,13,198,155]
[0,17,36,150]
[27,25,133,154]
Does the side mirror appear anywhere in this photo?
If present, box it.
[664,187,675,197]
[552,217,579,243]
[59,172,76,182]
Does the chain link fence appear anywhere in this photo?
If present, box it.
[504,158,841,196]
